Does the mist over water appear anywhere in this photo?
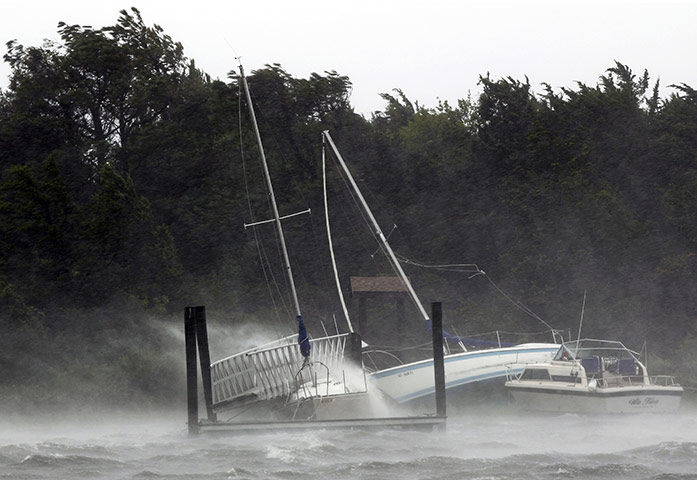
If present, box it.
[2,409,696,480]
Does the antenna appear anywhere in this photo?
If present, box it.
[574,290,587,357]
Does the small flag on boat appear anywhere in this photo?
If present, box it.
[297,315,311,357]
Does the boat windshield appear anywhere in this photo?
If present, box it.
[554,339,639,361]
[553,344,576,361]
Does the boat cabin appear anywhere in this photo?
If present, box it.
[506,338,683,413]
[516,339,649,388]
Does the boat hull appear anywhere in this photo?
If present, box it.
[506,384,683,413]
[370,343,558,404]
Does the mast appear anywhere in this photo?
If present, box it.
[322,130,430,322]
[240,64,301,319]
[322,135,354,333]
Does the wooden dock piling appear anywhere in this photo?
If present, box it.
[193,306,217,423]
[184,307,199,435]
[185,306,217,435]
[431,302,446,421]
[186,304,448,434]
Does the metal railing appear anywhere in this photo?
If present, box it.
[651,375,680,387]
[593,374,682,388]
[210,333,351,407]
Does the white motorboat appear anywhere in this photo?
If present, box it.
[505,339,683,413]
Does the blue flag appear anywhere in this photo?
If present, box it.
[297,315,311,357]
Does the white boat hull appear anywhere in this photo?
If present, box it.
[370,343,558,403]
[506,384,683,413]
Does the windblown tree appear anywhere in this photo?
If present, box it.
[3,8,187,173]
[0,8,189,314]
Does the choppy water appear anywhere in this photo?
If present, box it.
[1,410,696,479]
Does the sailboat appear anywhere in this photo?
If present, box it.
[208,66,369,421]
[320,133,560,407]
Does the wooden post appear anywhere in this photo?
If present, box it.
[347,332,363,368]
[396,297,404,360]
[184,307,199,435]
[431,302,446,420]
[194,306,217,423]
[358,297,367,337]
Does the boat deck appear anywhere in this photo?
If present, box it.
[196,415,447,434]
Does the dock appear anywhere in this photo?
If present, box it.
[185,303,448,435]
[196,415,446,434]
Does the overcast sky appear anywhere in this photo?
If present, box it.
[1,0,695,115]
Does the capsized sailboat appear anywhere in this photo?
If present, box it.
[208,65,368,420]
[320,132,560,407]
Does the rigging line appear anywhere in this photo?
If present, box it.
[298,157,342,324]
[247,204,292,335]
[394,247,554,331]
[243,76,297,319]
[323,132,429,322]
[257,230,294,319]
[481,273,556,332]
[309,214,347,322]
[330,154,394,274]
[337,181,383,268]
[245,79,315,317]
[240,79,282,329]
[328,163,385,270]
[227,44,241,68]
[490,329,554,336]
[370,224,397,258]
[394,253,482,273]
[336,165,379,245]
[334,138,400,235]
[327,151,380,246]
[328,218,430,322]
[239,80,289,332]
[459,329,553,338]
[363,341,433,351]
[332,175,425,315]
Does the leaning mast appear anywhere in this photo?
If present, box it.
[322,130,430,322]
[240,64,302,319]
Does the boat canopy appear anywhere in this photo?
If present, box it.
[553,339,640,362]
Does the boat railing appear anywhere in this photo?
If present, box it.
[651,375,680,387]
[595,374,648,388]
[452,329,560,351]
[621,375,648,386]
[601,374,681,388]
[504,365,522,381]
[210,333,352,408]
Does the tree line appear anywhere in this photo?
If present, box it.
[1,8,696,409]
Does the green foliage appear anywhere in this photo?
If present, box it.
[0,160,182,314]
[2,7,697,409]
[0,158,75,311]
[73,164,183,308]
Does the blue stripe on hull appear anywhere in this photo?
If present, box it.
[370,347,558,380]
[394,368,524,403]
